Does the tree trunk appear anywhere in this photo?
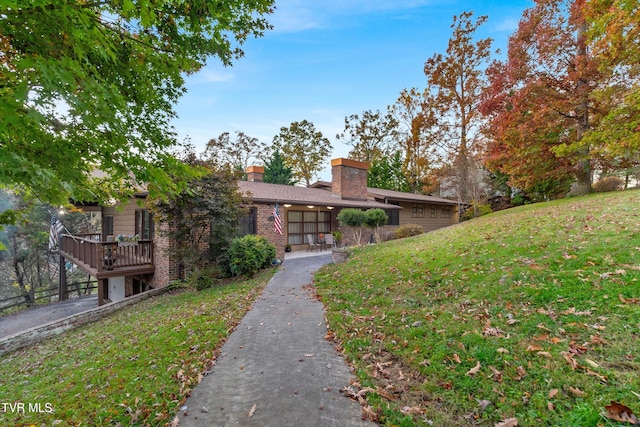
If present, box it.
[573,22,592,196]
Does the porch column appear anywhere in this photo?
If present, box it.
[58,254,68,301]
[98,278,108,306]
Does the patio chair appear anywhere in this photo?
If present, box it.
[306,234,320,251]
[324,233,334,248]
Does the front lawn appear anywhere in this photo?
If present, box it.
[0,269,275,426]
[314,190,640,426]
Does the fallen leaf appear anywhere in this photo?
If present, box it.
[537,351,552,358]
[248,404,257,418]
[489,366,503,382]
[547,401,555,411]
[585,358,599,368]
[516,366,527,380]
[586,368,607,382]
[526,344,543,352]
[497,348,509,354]
[494,417,518,427]
[561,351,578,370]
[478,399,492,411]
[400,405,425,415]
[605,401,640,425]
[549,389,559,398]
[362,405,378,421]
[453,353,462,364]
[619,294,640,304]
[467,361,481,376]
[568,386,586,397]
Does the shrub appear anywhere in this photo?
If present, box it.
[460,202,493,221]
[393,224,424,239]
[365,208,388,243]
[337,208,367,227]
[337,208,367,245]
[188,266,222,291]
[593,176,624,192]
[226,235,276,277]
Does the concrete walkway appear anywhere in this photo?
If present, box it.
[178,255,375,427]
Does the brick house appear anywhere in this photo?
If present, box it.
[237,158,460,258]
[58,158,458,306]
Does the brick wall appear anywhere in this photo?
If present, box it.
[152,222,179,287]
[254,204,286,260]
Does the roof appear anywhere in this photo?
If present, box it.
[237,181,401,210]
[367,187,459,205]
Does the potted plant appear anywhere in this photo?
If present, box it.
[331,230,343,247]
[285,244,292,252]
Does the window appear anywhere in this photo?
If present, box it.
[287,210,331,245]
[430,206,437,218]
[102,215,113,240]
[238,207,257,236]
[135,210,154,240]
[441,206,452,218]
[385,202,400,225]
[412,204,425,218]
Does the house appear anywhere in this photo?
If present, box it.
[58,158,458,306]
[237,158,460,256]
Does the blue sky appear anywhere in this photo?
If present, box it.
[173,0,533,181]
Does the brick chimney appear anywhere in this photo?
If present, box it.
[331,158,368,200]
[246,166,264,182]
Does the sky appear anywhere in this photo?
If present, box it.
[172,0,534,181]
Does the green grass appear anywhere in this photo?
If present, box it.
[0,269,275,426]
[314,190,640,426]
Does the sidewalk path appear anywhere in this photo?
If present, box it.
[178,255,376,427]
[0,295,98,338]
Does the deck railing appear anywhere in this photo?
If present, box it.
[60,234,154,273]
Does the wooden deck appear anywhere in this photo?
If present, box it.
[59,234,155,279]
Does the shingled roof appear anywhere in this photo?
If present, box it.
[367,187,459,205]
[237,181,401,210]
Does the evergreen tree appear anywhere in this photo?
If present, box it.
[263,151,296,185]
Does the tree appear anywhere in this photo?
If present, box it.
[205,131,265,171]
[367,151,411,192]
[336,208,367,246]
[481,0,607,196]
[0,194,56,307]
[364,209,388,244]
[263,150,295,185]
[389,88,438,193]
[154,163,245,278]
[423,11,493,203]
[582,0,640,176]
[0,0,274,216]
[336,109,398,163]
[272,120,332,187]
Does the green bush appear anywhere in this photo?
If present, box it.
[337,208,367,227]
[188,266,222,291]
[364,208,388,228]
[226,235,276,277]
[593,176,624,192]
[460,202,493,221]
[392,224,424,239]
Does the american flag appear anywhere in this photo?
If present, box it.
[49,214,64,251]
[273,202,283,235]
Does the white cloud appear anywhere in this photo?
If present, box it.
[270,0,436,33]
[196,69,234,83]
